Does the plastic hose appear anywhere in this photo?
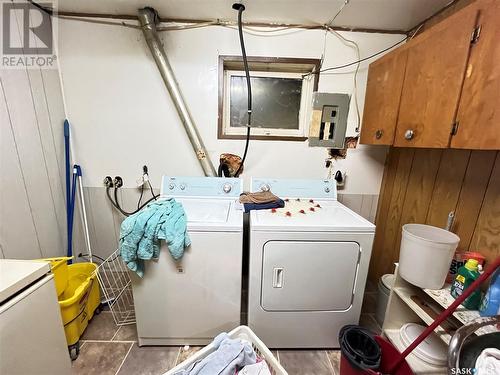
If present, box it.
[232,3,251,177]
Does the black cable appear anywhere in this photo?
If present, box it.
[137,183,144,209]
[114,187,158,216]
[232,3,251,178]
[106,186,125,212]
[305,36,408,77]
[78,253,107,262]
[28,0,53,15]
[106,186,158,217]
[147,180,156,199]
[218,162,231,177]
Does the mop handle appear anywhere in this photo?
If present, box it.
[389,256,500,373]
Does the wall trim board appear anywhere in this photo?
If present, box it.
[369,147,500,283]
[45,11,410,35]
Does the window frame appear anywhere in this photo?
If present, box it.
[218,56,321,141]
[223,70,314,138]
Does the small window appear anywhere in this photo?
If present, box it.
[218,56,320,141]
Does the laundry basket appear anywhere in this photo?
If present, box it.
[164,326,287,375]
[58,262,101,360]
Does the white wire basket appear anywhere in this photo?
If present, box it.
[164,325,287,375]
[95,249,135,325]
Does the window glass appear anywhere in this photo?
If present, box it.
[229,76,302,130]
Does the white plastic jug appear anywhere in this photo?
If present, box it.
[399,224,460,290]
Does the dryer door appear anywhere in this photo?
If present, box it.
[261,240,360,311]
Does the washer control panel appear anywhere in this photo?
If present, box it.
[251,178,337,200]
[161,176,242,198]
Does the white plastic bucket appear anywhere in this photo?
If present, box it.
[375,274,395,326]
[399,224,460,290]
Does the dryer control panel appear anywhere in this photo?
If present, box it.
[161,176,242,198]
[251,178,337,200]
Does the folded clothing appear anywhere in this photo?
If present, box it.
[119,198,191,277]
[243,199,285,213]
[175,333,256,375]
[239,191,280,204]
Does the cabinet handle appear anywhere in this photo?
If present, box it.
[375,129,383,139]
[272,267,283,288]
[404,129,414,140]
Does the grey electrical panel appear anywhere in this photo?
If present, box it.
[308,93,350,148]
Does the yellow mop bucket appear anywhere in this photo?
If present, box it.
[37,256,73,297]
[58,262,101,359]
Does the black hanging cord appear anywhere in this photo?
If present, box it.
[232,3,251,177]
[106,166,160,217]
[218,163,231,178]
[111,187,159,217]
[105,183,158,217]
[137,182,144,209]
[305,36,408,77]
[147,180,155,198]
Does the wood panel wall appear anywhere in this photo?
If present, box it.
[0,4,84,259]
[368,148,500,283]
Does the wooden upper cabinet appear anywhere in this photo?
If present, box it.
[394,5,479,148]
[360,49,408,145]
[452,0,500,150]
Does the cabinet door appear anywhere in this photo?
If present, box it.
[360,49,408,145]
[452,1,500,149]
[394,6,478,148]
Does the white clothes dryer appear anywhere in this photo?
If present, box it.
[247,178,375,348]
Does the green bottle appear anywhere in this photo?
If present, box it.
[450,259,481,310]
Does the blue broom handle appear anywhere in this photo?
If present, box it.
[64,120,71,259]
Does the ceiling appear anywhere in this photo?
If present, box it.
[54,0,453,32]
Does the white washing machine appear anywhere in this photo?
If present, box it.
[248,178,375,348]
[131,176,243,346]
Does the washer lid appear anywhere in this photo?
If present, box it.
[399,323,447,366]
[250,201,375,232]
[176,198,242,232]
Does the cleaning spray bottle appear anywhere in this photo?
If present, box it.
[479,268,500,316]
[450,259,482,310]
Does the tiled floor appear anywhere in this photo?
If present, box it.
[72,309,381,375]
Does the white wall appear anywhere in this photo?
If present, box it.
[58,20,401,194]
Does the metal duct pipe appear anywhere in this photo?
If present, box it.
[138,7,216,177]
